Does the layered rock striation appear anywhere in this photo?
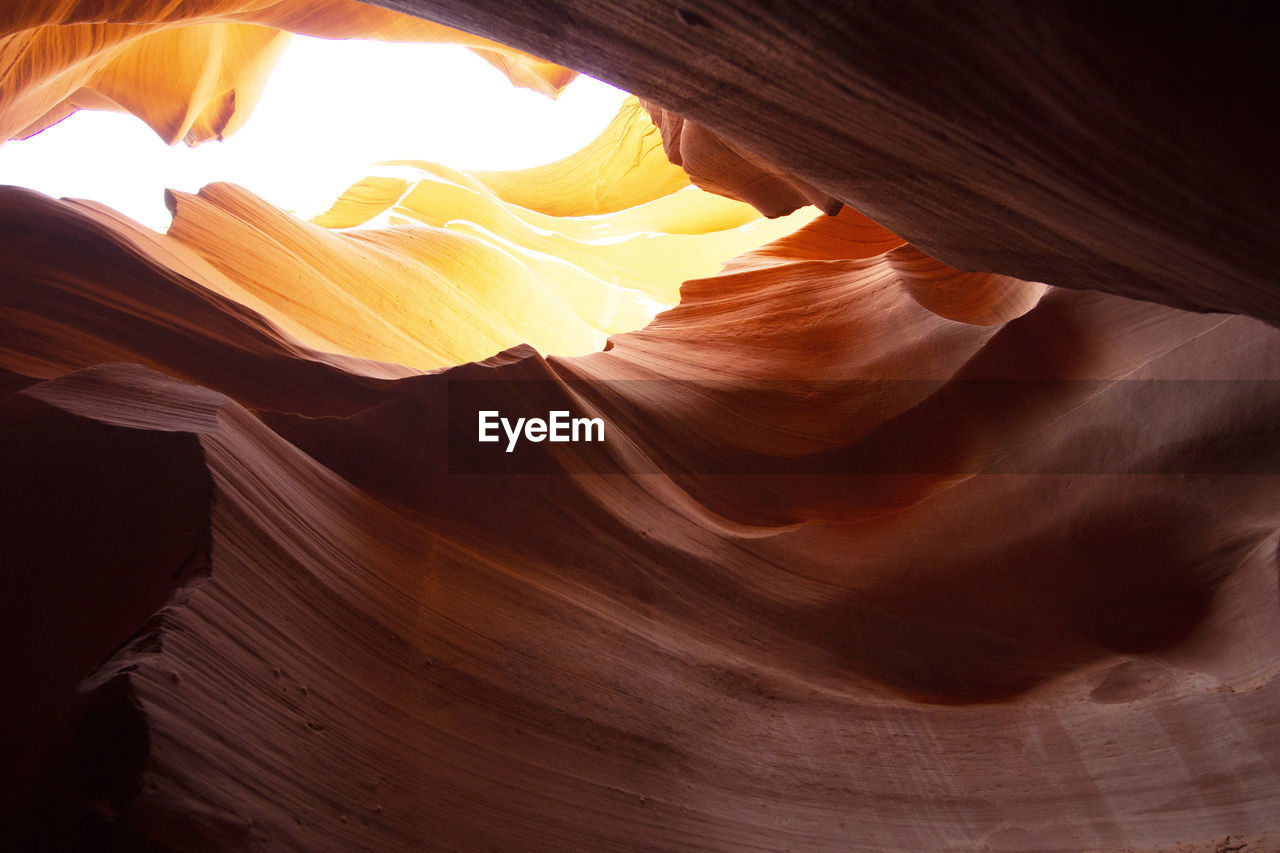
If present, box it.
[2,2,1279,852]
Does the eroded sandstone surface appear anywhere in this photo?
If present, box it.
[2,2,1278,851]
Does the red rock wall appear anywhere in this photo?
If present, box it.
[368,0,1280,325]
[3,3,1280,852]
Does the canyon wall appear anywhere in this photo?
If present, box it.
[2,2,1279,851]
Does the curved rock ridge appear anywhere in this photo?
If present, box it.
[2,2,1280,852]
[0,96,815,372]
[3,167,1280,850]
[163,179,665,367]
[0,0,577,145]
[359,0,1279,326]
[462,95,696,218]
[643,101,843,219]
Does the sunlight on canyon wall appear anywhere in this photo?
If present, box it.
[0,0,577,145]
[2,3,1278,853]
[143,96,815,370]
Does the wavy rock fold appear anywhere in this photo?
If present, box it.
[2,2,1279,852]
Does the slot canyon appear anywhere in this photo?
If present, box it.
[1,2,1278,851]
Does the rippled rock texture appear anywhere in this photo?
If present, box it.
[3,2,1279,852]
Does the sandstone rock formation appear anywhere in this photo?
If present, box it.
[0,0,577,145]
[2,2,1279,852]
[364,0,1279,326]
[642,102,842,218]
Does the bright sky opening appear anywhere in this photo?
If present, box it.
[0,36,628,231]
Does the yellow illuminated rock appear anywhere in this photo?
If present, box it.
[1,0,577,145]
[158,100,817,368]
